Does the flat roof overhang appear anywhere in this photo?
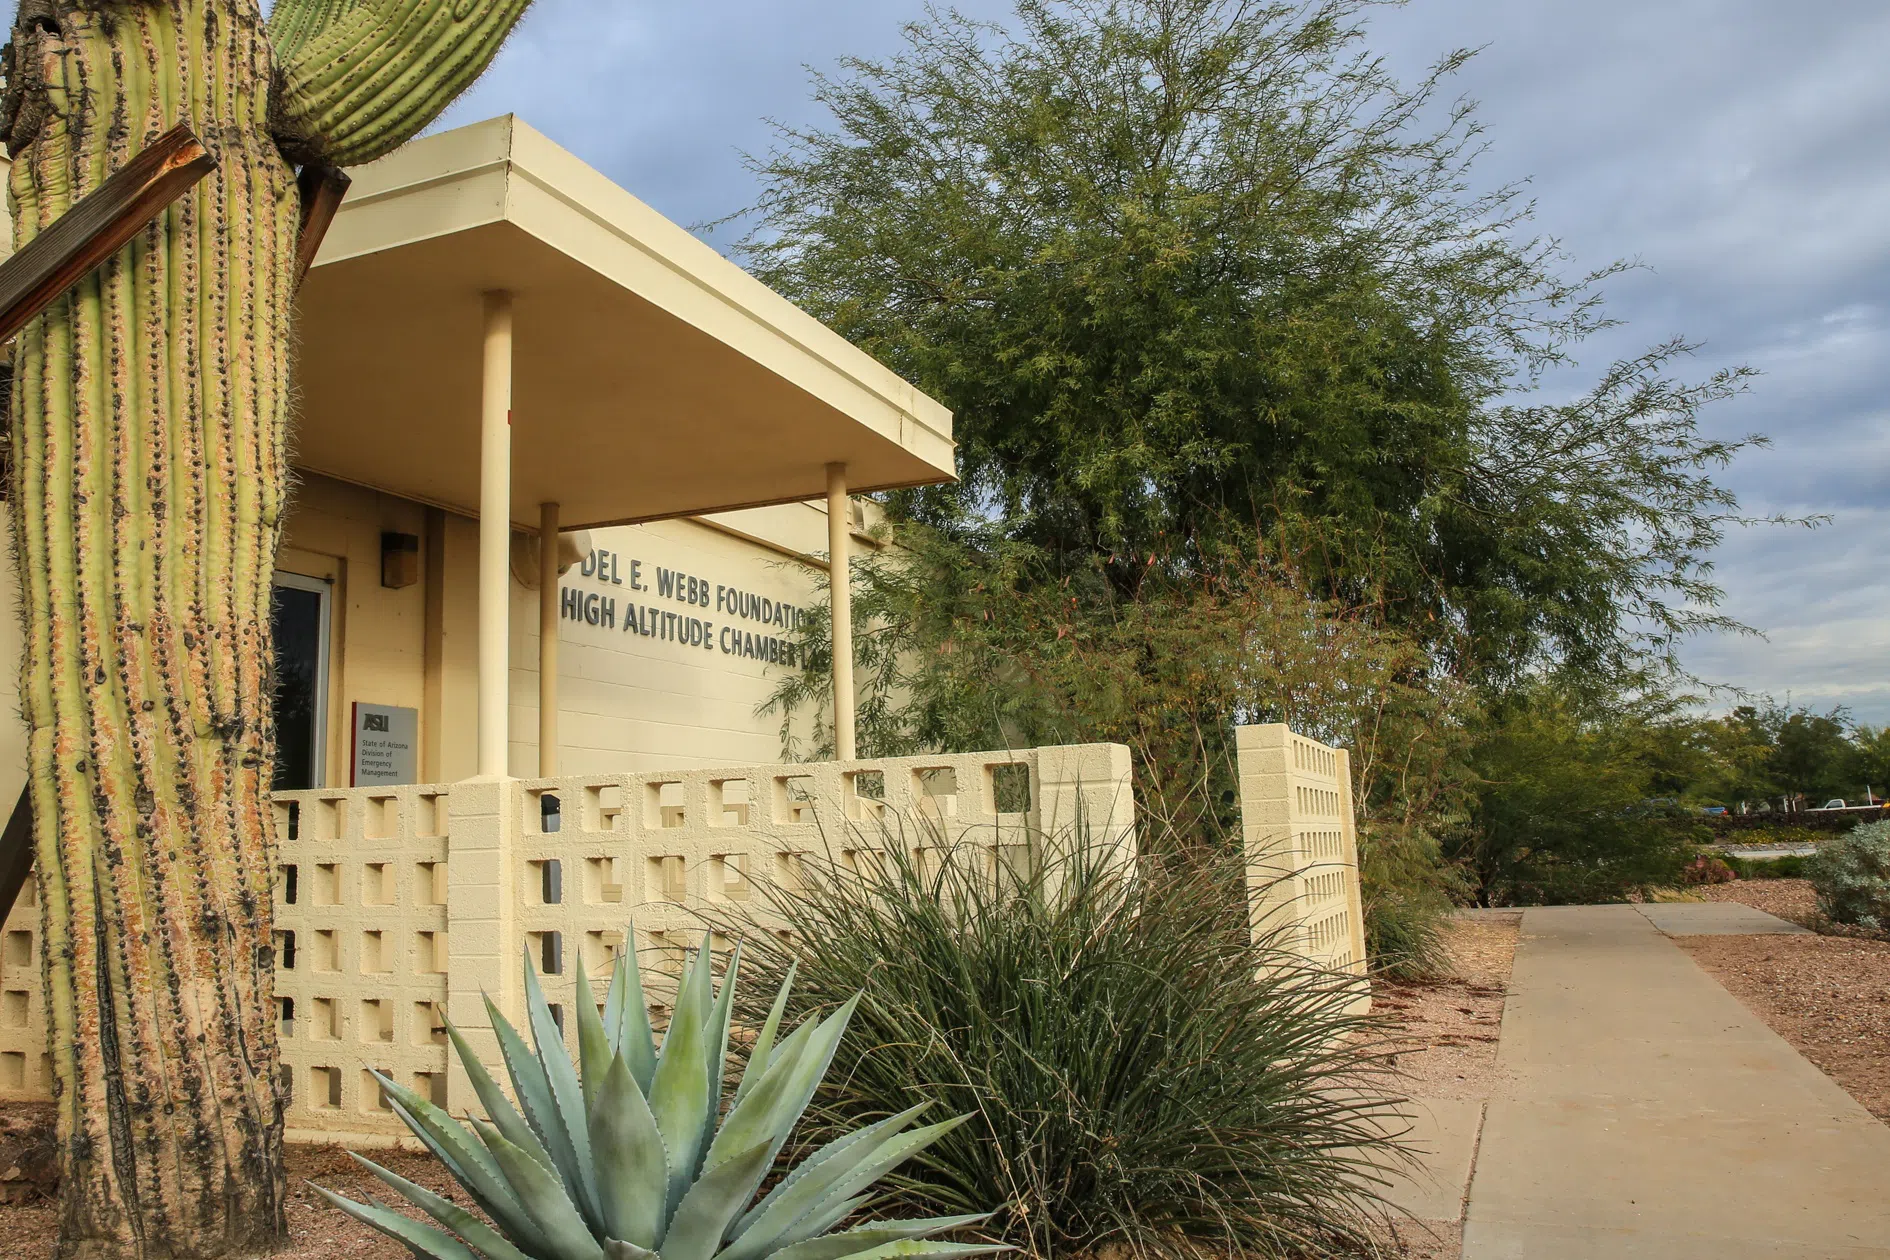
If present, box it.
[295,116,955,532]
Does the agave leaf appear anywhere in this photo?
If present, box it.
[775,1193,872,1250]
[765,1212,994,1260]
[442,1017,556,1173]
[605,935,659,1091]
[374,1084,547,1251]
[350,1152,536,1260]
[820,1241,1014,1260]
[701,940,743,1165]
[722,1116,970,1260]
[311,1185,483,1260]
[708,995,859,1182]
[489,993,591,1206]
[773,1118,975,1254]
[605,1242,659,1260]
[484,1127,611,1260]
[658,1139,775,1260]
[590,1052,671,1251]
[731,1102,931,1242]
[576,953,615,1113]
[649,942,717,1217]
[524,952,605,1227]
[730,961,796,1108]
[759,1216,997,1260]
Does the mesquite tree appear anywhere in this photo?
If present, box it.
[0,1,528,1255]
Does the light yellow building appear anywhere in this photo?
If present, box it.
[0,115,1353,1132]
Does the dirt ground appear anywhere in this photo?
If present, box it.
[1374,913,1521,1104]
[1680,878,1890,1125]
[1370,913,1523,1260]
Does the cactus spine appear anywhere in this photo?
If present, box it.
[1,1,529,1255]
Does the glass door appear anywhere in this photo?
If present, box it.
[271,573,332,791]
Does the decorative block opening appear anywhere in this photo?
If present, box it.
[584,783,625,832]
[415,1071,447,1108]
[4,931,31,968]
[416,792,449,838]
[276,800,300,843]
[988,763,1032,814]
[771,851,804,892]
[529,931,564,976]
[709,779,750,827]
[528,859,564,906]
[1,990,28,1028]
[275,930,297,971]
[846,770,886,822]
[312,1066,343,1110]
[277,864,298,905]
[311,930,338,973]
[312,864,340,906]
[361,931,389,974]
[707,853,750,902]
[914,767,958,818]
[583,930,626,974]
[415,861,447,906]
[276,996,294,1038]
[362,1069,393,1112]
[303,797,341,842]
[364,794,400,840]
[362,863,393,906]
[415,931,446,975]
[312,998,339,1041]
[360,999,393,1043]
[647,855,687,903]
[414,1002,446,1045]
[528,789,563,835]
[0,1052,24,1090]
[585,857,625,904]
[772,775,815,825]
[645,780,686,829]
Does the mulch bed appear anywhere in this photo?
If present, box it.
[1679,878,1890,1124]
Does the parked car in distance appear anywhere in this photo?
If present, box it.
[1700,805,1728,816]
[1816,799,1849,811]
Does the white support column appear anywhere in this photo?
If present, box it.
[538,501,561,778]
[478,291,513,778]
[826,462,856,761]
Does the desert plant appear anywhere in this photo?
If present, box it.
[3,2,531,1252]
[1681,855,1736,886]
[1807,821,1890,930]
[320,929,1002,1260]
[716,823,1411,1260]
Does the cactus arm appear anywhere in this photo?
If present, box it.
[268,0,534,167]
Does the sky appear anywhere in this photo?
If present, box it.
[429,0,1890,722]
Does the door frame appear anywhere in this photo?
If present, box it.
[272,571,333,790]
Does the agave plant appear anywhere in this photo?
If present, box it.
[318,928,1001,1260]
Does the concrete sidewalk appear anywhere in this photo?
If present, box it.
[1460,904,1890,1257]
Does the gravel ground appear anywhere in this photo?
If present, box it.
[1680,878,1890,1124]
[0,1129,463,1260]
[1373,913,1521,1104]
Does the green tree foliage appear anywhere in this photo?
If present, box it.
[1457,685,1695,905]
[740,0,1772,689]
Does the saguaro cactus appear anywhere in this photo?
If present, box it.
[0,1,529,1255]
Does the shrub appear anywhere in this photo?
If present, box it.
[1719,853,1810,880]
[719,823,1410,1260]
[1681,855,1735,886]
[1807,821,1890,930]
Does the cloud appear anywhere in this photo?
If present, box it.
[433,0,1889,715]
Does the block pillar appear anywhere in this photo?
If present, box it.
[444,774,520,1116]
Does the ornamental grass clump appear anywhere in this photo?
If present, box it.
[719,824,1412,1260]
[317,928,1006,1260]
[1807,820,1890,930]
